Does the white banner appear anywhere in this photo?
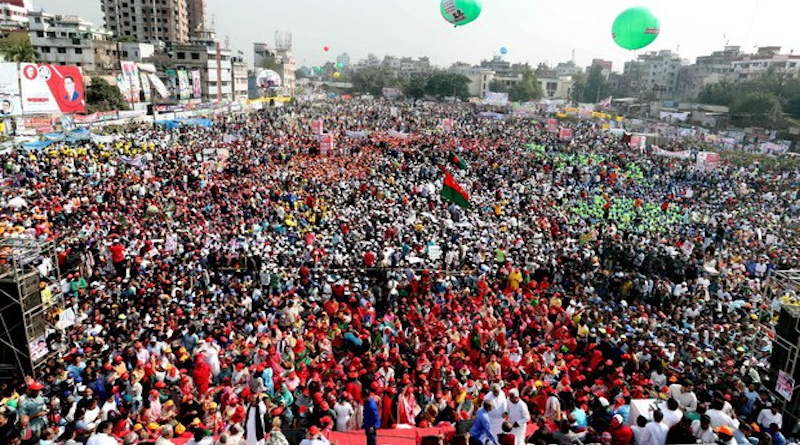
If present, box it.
[148,73,170,99]
[696,151,720,172]
[659,111,689,122]
[483,92,509,106]
[388,129,409,140]
[20,63,86,114]
[0,63,22,117]
[652,146,692,160]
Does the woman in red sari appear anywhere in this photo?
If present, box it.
[397,385,419,426]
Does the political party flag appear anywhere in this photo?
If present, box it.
[441,171,469,209]
[449,152,467,169]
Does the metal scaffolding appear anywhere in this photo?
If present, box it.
[0,238,63,379]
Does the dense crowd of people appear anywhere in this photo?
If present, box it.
[0,99,797,445]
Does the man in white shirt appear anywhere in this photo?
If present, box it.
[87,421,120,445]
[484,384,508,436]
[757,404,783,431]
[691,415,717,444]
[645,411,668,445]
[506,389,530,445]
[661,398,683,428]
[707,401,740,430]
[334,396,355,432]
[631,416,651,445]
[668,382,698,413]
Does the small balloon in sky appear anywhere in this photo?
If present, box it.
[323,46,330,52]
[500,47,508,55]
[336,62,343,69]
[611,6,660,50]
[440,0,482,27]
[333,72,341,79]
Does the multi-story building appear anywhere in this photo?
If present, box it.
[336,52,350,68]
[732,46,800,81]
[232,57,248,102]
[185,0,206,36]
[167,30,233,101]
[538,75,575,100]
[119,42,156,62]
[101,0,189,44]
[253,42,269,68]
[623,50,685,99]
[0,0,31,27]
[28,10,117,73]
[252,42,295,96]
[450,65,494,98]
[679,46,741,100]
[554,60,581,77]
[591,59,613,78]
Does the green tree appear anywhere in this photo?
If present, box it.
[404,75,429,99]
[509,66,543,102]
[2,40,37,63]
[697,79,737,106]
[730,91,782,128]
[488,79,508,93]
[786,95,800,118]
[86,77,128,113]
[424,73,470,101]
[351,67,404,96]
[581,66,610,103]
[570,71,587,101]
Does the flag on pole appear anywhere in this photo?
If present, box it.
[441,171,470,209]
[449,152,467,169]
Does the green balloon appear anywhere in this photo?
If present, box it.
[336,62,343,69]
[440,0,482,27]
[612,6,660,50]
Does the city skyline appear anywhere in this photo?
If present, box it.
[34,0,800,71]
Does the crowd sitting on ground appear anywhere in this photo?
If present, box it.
[0,99,798,445]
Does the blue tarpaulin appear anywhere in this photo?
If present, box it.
[155,118,213,129]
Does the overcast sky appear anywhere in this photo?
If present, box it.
[35,0,800,71]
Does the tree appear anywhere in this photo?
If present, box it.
[730,91,781,128]
[424,73,471,101]
[86,77,128,113]
[697,80,737,106]
[2,40,37,63]
[488,79,508,93]
[786,95,800,118]
[404,75,429,99]
[351,67,404,96]
[509,66,543,102]
[581,66,610,103]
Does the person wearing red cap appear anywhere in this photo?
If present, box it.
[609,414,634,445]
[19,382,47,439]
[299,425,330,445]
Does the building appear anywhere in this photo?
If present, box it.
[679,46,741,100]
[252,42,295,96]
[732,46,800,82]
[185,0,206,36]
[28,10,117,73]
[119,42,155,62]
[253,42,269,68]
[0,0,31,27]
[554,60,581,77]
[167,30,233,101]
[538,75,575,100]
[623,50,685,99]
[232,57,248,102]
[451,66,494,98]
[101,0,189,44]
[336,52,350,68]
[591,59,613,78]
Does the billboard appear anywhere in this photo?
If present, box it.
[178,70,190,100]
[20,63,85,114]
[0,63,22,116]
[483,92,509,106]
[119,61,141,103]
[191,70,201,99]
[166,69,178,97]
[139,72,151,102]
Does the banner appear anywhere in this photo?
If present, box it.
[149,74,169,99]
[20,64,85,114]
[659,111,689,122]
[777,370,794,401]
[696,151,720,172]
[652,146,692,160]
[118,155,145,168]
[320,133,335,155]
[546,118,558,133]
[345,130,368,139]
[166,69,178,98]
[630,135,646,150]
[382,88,402,98]
[139,72,151,102]
[0,63,22,116]
[442,119,454,132]
[120,60,141,103]
[191,70,202,99]
[388,129,409,140]
[559,128,573,141]
[311,119,324,135]
[483,92,509,106]
[178,70,190,100]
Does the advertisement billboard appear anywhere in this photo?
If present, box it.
[191,70,201,99]
[119,60,141,103]
[139,72,151,102]
[20,63,85,114]
[178,70,190,100]
[165,69,178,98]
[0,63,22,116]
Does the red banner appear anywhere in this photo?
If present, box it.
[311,119,324,135]
[559,127,573,141]
[320,133,335,155]
[547,118,558,133]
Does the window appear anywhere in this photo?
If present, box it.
[40,46,50,53]
[36,31,43,37]
[57,47,66,54]
[34,17,40,23]
[74,48,82,54]
[191,52,199,60]
[177,51,186,59]
[122,50,129,58]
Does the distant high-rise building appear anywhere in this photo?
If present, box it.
[186,0,206,35]
[100,0,189,44]
[623,50,685,99]
[336,52,350,68]
[29,10,117,73]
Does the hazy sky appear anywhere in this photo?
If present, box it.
[35,0,800,71]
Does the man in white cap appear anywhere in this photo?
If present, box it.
[484,383,508,436]
[506,388,530,445]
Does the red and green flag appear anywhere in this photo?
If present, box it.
[449,152,467,170]
[441,171,470,209]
